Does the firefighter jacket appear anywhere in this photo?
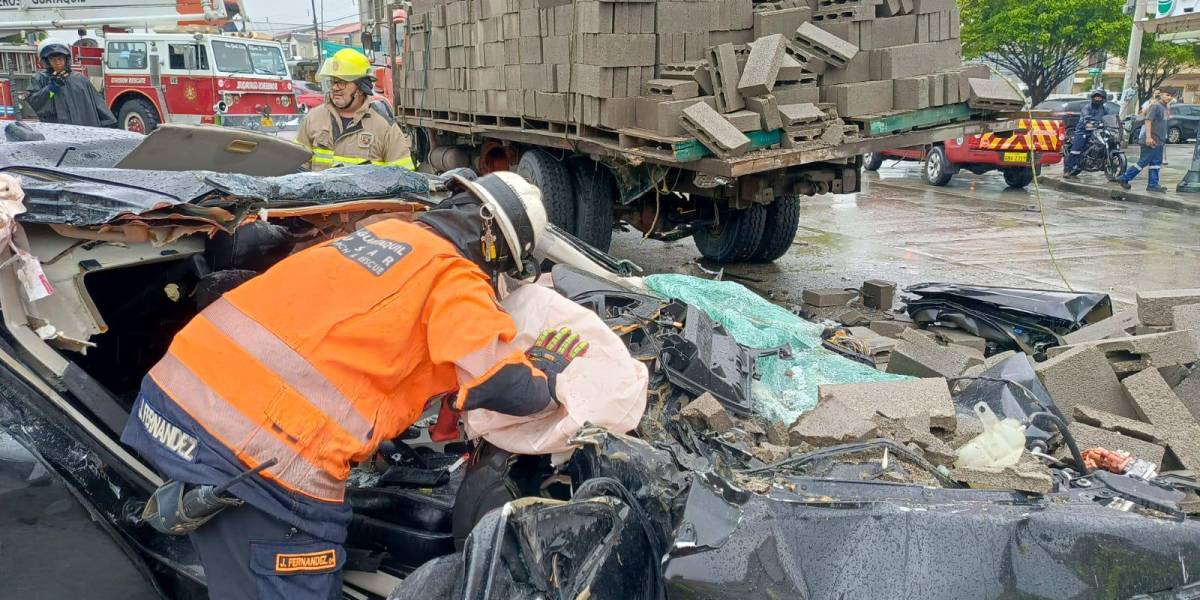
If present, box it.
[295,98,414,171]
[26,69,116,128]
[122,219,553,541]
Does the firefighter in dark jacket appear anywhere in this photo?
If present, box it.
[26,40,116,128]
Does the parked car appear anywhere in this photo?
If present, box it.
[1125,103,1200,144]
[292,79,324,111]
[1033,97,1122,133]
[864,119,1066,188]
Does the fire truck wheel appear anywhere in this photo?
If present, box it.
[692,203,767,264]
[1001,167,1034,189]
[517,149,575,233]
[567,158,616,251]
[118,99,160,134]
[749,196,800,263]
[862,152,884,171]
[923,145,953,186]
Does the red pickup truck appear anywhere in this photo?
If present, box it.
[863,119,1066,189]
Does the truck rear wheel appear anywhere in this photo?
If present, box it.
[749,196,800,263]
[924,145,953,186]
[863,152,884,171]
[517,149,575,232]
[567,158,616,251]
[693,204,767,264]
[1001,167,1034,189]
[118,99,159,134]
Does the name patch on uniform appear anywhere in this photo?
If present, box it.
[138,401,198,461]
[275,550,338,573]
[332,229,412,276]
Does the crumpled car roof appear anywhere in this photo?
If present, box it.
[0,122,142,170]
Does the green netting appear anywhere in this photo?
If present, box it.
[645,274,911,424]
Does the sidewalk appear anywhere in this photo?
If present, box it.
[1040,144,1200,213]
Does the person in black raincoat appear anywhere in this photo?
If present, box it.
[26,40,116,128]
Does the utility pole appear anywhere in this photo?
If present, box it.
[1120,0,1149,118]
[311,0,323,66]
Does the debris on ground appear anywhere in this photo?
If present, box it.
[953,454,1054,494]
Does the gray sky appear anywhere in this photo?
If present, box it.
[240,0,360,34]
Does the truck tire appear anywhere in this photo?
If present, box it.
[924,145,953,186]
[517,149,575,232]
[1001,167,1034,189]
[568,158,616,251]
[749,196,800,263]
[863,152,884,171]
[693,204,767,264]
[118,99,160,134]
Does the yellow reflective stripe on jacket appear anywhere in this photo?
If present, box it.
[371,156,416,170]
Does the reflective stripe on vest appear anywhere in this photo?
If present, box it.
[150,353,345,501]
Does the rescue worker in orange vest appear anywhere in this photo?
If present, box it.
[121,172,587,599]
[296,48,415,171]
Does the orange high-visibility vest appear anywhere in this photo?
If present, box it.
[148,219,537,502]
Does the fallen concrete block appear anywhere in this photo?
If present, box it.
[870,319,912,338]
[1045,331,1199,374]
[680,101,751,158]
[886,329,984,380]
[738,34,786,96]
[928,326,987,353]
[1137,289,1200,326]
[1072,405,1160,443]
[1034,345,1135,420]
[778,102,825,127]
[1175,369,1200,422]
[873,414,956,464]
[954,455,1053,494]
[1171,303,1200,354]
[777,55,806,82]
[753,6,812,40]
[819,377,956,429]
[766,419,790,446]
[679,392,735,433]
[959,350,1021,384]
[1060,422,1166,468]
[693,66,715,95]
[751,443,791,463]
[801,287,857,307]
[724,109,763,132]
[1062,309,1139,345]
[1123,368,1200,471]
[772,84,821,106]
[861,279,896,310]
[849,326,897,352]
[642,78,699,100]
[660,61,706,80]
[965,77,1024,111]
[791,21,859,69]
[707,43,745,113]
[788,399,877,446]
[743,94,783,131]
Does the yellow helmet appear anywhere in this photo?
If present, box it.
[317,48,372,83]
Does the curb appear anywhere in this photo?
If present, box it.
[1040,177,1200,214]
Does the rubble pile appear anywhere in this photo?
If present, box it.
[397,0,1023,155]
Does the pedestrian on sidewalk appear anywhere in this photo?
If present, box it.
[1118,89,1172,193]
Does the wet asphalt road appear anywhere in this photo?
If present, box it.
[608,161,1200,308]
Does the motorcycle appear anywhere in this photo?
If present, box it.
[1068,114,1127,181]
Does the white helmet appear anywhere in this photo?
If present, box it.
[448,171,547,276]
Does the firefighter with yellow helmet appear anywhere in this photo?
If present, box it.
[296,48,415,171]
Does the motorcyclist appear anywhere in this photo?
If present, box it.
[1063,89,1111,179]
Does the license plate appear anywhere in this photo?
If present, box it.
[260,116,274,127]
[1002,152,1028,163]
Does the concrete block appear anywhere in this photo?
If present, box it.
[643,78,699,100]
[534,91,569,121]
[1035,345,1134,420]
[743,94,783,131]
[1072,405,1161,444]
[1058,422,1166,468]
[954,456,1053,494]
[788,399,877,446]
[680,392,735,433]
[1176,370,1200,422]
[792,377,955,446]
[878,0,902,17]
[753,6,812,39]
[913,0,954,13]
[870,319,912,338]
[927,326,987,353]
[942,71,961,104]
[738,34,787,96]
[893,76,930,110]
[928,73,945,106]
[518,36,542,64]
[826,80,893,117]
[1138,289,1200,326]
[772,84,821,105]
[818,51,872,85]
[1046,331,1199,374]
[871,40,959,80]
[694,66,715,95]
[778,102,825,127]
[660,61,705,81]
[802,287,857,307]
[1063,309,1139,344]
[574,1,613,33]
[578,34,656,66]
[956,64,990,99]
[871,14,917,48]
[635,96,717,136]
[724,109,763,132]
[1123,368,1200,471]
[886,329,984,379]
[966,77,1024,111]
[708,43,745,113]
[792,21,859,68]
[861,279,896,310]
[777,55,806,82]
[680,101,752,158]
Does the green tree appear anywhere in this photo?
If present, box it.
[960,0,1128,106]
[1136,35,1200,104]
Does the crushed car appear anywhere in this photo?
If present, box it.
[0,122,1199,600]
